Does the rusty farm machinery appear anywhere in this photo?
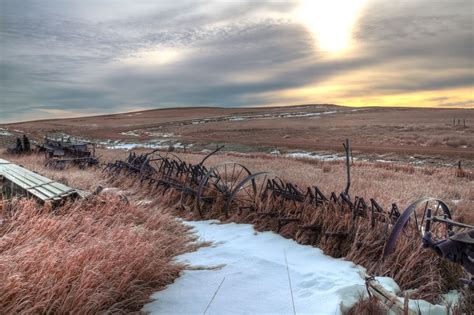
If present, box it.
[102,141,405,236]
[103,141,473,285]
[384,197,474,285]
[38,134,100,169]
[7,135,32,155]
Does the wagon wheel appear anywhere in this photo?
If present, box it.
[224,172,280,218]
[196,163,252,217]
[384,198,452,257]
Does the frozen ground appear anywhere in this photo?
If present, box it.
[144,221,457,315]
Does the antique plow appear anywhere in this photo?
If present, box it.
[383,198,473,283]
[103,144,436,243]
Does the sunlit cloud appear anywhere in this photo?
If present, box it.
[294,0,368,54]
[117,47,189,67]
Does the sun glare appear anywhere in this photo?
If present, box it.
[295,0,367,54]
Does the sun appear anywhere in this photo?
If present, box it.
[295,0,367,54]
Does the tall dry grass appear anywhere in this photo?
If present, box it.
[144,151,470,303]
[159,150,473,223]
[1,149,472,306]
[0,194,193,313]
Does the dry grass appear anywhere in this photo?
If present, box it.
[346,296,386,315]
[1,148,472,307]
[151,150,473,221]
[0,152,195,313]
[147,151,471,303]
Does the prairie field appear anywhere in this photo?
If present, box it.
[0,105,473,313]
[1,105,473,164]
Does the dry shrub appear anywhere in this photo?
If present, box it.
[0,196,193,314]
[446,137,467,148]
[458,286,474,314]
[346,296,386,315]
[421,167,437,176]
[374,162,415,174]
[322,164,332,173]
[456,167,473,180]
[425,136,443,147]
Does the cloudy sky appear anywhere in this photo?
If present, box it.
[0,0,472,122]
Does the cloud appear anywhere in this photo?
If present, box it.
[437,100,473,107]
[0,0,472,123]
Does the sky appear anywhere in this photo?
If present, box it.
[0,0,473,123]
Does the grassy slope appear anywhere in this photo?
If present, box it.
[0,152,194,313]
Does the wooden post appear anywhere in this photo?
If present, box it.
[343,139,351,196]
[364,275,417,315]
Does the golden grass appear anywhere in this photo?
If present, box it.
[346,296,386,315]
[0,160,194,313]
[1,148,472,306]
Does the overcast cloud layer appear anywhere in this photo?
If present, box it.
[0,0,473,122]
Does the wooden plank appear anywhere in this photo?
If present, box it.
[364,274,417,315]
[0,158,78,202]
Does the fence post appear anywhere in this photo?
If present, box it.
[343,139,351,196]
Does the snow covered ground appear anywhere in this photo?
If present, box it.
[284,151,346,161]
[0,128,13,136]
[144,221,457,315]
[143,221,365,314]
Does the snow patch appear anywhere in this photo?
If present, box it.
[285,151,345,161]
[144,220,366,315]
[0,128,12,136]
[120,130,140,137]
[120,130,179,138]
[104,140,190,150]
[144,221,459,315]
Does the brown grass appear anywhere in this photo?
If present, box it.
[1,148,471,307]
[0,191,193,313]
[346,296,386,315]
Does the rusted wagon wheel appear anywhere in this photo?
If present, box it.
[384,198,453,256]
[224,172,280,218]
[196,162,252,217]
